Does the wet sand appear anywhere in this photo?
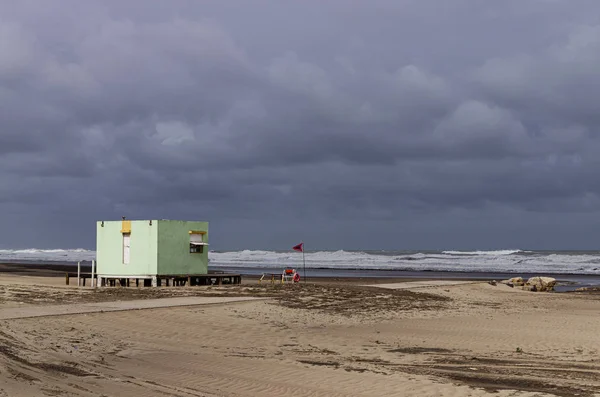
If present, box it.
[1,271,600,396]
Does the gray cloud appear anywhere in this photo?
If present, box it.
[2,0,600,250]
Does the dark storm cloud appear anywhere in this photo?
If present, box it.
[2,0,600,250]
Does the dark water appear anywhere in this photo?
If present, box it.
[215,266,600,292]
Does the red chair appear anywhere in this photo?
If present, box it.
[282,268,296,283]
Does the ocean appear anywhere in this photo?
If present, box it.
[2,248,600,274]
[3,248,600,290]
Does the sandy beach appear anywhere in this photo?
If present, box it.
[1,270,599,397]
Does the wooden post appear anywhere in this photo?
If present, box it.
[65,273,69,285]
[91,260,96,288]
[77,261,81,287]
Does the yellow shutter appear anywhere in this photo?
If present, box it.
[121,220,131,233]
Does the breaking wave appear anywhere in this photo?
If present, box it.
[442,250,524,256]
[207,249,600,275]
[0,248,96,262]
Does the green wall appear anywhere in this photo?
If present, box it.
[157,220,209,275]
[96,220,158,276]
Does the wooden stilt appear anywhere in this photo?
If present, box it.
[83,274,241,288]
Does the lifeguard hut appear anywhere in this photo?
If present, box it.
[95,219,239,286]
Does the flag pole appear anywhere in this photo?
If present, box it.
[302,241,306,283]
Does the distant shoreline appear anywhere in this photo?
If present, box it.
[0,262,90,277]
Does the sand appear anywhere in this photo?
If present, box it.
[1,274,600,397]
[0,296,265,320]
[364,280,479,289]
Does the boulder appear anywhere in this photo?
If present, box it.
[501,277,524,286]
[525,276,556,292]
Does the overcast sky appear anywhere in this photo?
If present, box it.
[3,0,600,250]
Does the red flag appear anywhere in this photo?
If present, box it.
[292,242,304,252]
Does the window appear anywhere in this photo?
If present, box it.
[123,233,131,264]
[190,233,207,254]
[190,244,204,254]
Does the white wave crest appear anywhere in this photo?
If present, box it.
[442,250,523,256]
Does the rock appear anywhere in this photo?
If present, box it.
[525,276,556,292]
[501,277,524,286]
[576,286,600,293]
[488,280,497,286]
[575,286,597,292]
